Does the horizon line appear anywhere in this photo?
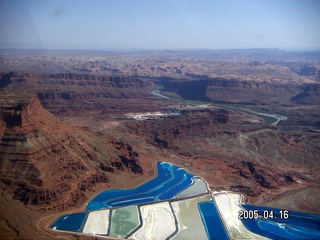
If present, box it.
[1,47,320,52]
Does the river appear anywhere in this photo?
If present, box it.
[152,90,169,99]
[151,90,287,126]
[249,110,287,126]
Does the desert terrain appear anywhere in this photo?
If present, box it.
[0,49,319,239]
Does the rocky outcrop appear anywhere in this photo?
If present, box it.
[0,92,144,210]
[229,161,296,196]
[291,84,320,104]
[126,109,229,149]
[110,140,143,174]
[296,63,319,79]
[0,96,56,128]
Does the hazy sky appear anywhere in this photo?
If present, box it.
[0,0,319,50]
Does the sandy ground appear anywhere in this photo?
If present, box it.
[130,202,176,240]
[213,191,269,240]
[82,209,110,235]
[125,111,180,120]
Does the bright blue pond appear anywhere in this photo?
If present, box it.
[198,201,229,240]
[241,204,320,239]
[158,172,194,200]
[51,161,320,240]
[105,166,185,206]
[86,162,196,210]
[242,203,320,230]
[50,212,86,232]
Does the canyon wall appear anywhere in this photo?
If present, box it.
[206,78,304,103]
[1,72,319,104]
[162,78,317,104]
[0,93,143,211]
[291,84,320,104]
[0,72,152,101]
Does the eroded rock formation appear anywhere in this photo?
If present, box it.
[229,161,296,196]
[126,109,229,149]
[0,92,143,210]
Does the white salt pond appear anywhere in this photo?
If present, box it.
[125,111,180,121]
[82,209,110,235]
[130,202,176,240]
[212,191,269,240]
[176,177,208,198]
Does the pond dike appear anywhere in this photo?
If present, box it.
[50,162,320,240]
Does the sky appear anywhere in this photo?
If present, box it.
[0,0,319,50]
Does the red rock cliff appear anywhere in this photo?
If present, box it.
[0,92,143,211]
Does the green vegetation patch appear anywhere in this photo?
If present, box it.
[109,205,140,238]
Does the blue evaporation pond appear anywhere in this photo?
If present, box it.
[242,203,320,230]
[86,162,172,210]
[50,212,86,232]
[198,201,228,240]
[86,162,195,210]
[107,167,186,207]
[241,204,320,239]
[102,165,195,207]
[158,172,194,200]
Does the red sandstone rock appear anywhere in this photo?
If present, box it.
[0,92,143,210]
